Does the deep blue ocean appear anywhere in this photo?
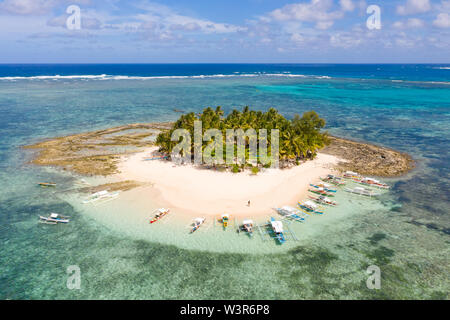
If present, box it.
[0,64,449,299]
[1,63,450,82]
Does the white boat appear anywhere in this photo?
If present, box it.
[308,195,337,206]
[191,217,206,233]
[39,213,70,224]
[270,217,286,244]
[240,219,254,235]
[343,171,361,179]
[82,190,119,204]
[359,177,390,189]
[310,182,337,193]
[277,206,307,221]
[298,200,324,214]
[321,174,346,186]
[149,208,170,224]
[344,186,381,197]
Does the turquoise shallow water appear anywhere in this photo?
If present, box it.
[0,68,449,299]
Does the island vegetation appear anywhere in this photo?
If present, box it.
[156,106,330,169]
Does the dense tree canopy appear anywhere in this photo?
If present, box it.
[156,106,329,166]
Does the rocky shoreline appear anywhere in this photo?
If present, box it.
[24,122,414,178]
[321,136,414,177]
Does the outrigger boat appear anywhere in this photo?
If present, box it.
[82,190,119,204]
[298,200,324,214]
[276,206,306,222]
[39,213,69,224]
[344,186,381,197]
[38,182,56,187]
[191,217,206,233]
[239,219,254,236]
[308,187,335,197]
[309,182,337,193]
[358,177,390,189]
[343,171,362,180]
[308,195,337,206]
[221,214,230,228]
[321,174,346,186]
[150,208,170,224]
[270,217,286,244]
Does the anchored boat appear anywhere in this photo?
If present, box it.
[308,187,335,197]
[309,182,337,193]
[82,190,119,204]
[343,171,362,180]
[150,208,170,224]
[298,200,324,214]
[270,217,286,244]
[344,186,381,197]
[358,177,390,189]
[38,182,56,187]
[239,219,254,236]
[308,195,337,206]
[191,217,206,233]
[221,214,230,228]
[321,174,346,186]
[39,213,69,224]
[276,206,306,222]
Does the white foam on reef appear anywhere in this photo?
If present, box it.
[0,73,331,81]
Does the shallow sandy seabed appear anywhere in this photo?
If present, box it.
[59,148,393,254]
[116,147,342,219]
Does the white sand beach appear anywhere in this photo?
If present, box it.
[116,148,343,219]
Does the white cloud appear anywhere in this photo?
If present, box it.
[0,0,57,15]
[340,0,355,12]
[270,0,344,23]
[433,13,450,28]
[0,0,90,15]
[393,18,425,28]
[290,33,305,43]
[135,3,243,34]
[330,31,363,48]
[316,20,334,29]
[397,0,431,15]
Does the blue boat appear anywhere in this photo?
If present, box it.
[309,183,337,193]
[270,217,286,244]
[276,206,306,222]
[298,201,324,215]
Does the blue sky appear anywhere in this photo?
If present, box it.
[0,0,449,63]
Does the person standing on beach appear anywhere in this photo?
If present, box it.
[248,200,251,207]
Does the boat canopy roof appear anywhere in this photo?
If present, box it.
[194,217,204,223]
[159,208,169,213]
[281,206,297,212]
[243,219,253,225]
[222,214,229,218]
[93,190,109,196]
[50,213,59,218]
[346,171,358,175]
[271,220,283,233]
[305,200,317,208]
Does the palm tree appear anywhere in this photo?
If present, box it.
[156,106,328,166]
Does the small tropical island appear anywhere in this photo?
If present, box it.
[24,107,413,221]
